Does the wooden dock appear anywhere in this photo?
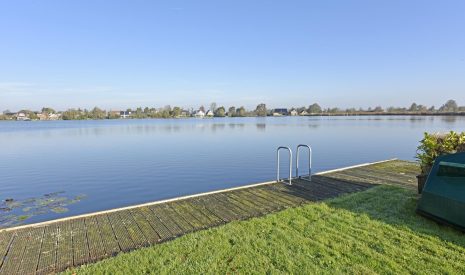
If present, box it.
[0,160,419,274]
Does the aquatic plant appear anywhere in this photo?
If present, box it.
[0,192,86,228]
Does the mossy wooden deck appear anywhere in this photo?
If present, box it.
[0,160,419,274]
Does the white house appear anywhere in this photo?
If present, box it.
[120,111,132,119]
[49,113,61,120]
[16,112,29,121]
[194,110,205,118]
[300,110,309,116]
[290,110,298,116]
[206,110,214,117]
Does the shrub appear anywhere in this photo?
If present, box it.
[416,131,465,174]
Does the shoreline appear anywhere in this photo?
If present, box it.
[1,112,465,122]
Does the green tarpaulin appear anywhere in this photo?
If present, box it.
[417,152,465,231]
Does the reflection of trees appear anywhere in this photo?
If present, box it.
[308,124,320,129]
[211,123,226,131]
[228,123,245,129]
[256,123,266,131]
[441,116,457,124]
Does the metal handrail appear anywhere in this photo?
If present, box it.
[296,144,312,181]
[277,146,293,185]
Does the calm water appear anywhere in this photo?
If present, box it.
[1,116,464,226]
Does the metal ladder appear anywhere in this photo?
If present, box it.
[276,144,312,185]
[296,144,312,181]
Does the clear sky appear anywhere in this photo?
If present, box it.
[1,0,464,111]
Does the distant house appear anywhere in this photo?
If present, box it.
[180,110,190,117]
[16,112,29,121]
[120,111,132,119]
[49,113,61,120]
[194,110,205,118]
[290,110,298,116]
[206,110,214,117]
[300,110,309,116]
[272,108,288,116]
[37,113,48,120]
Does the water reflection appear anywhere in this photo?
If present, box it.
[256,123,266,131]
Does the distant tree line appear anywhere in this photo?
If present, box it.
[2,99,465,121]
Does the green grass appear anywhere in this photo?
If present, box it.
[66,186,465,274]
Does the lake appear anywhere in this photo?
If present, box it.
[1,116,464,227]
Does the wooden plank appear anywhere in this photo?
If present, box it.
[192,196,238,222]
[220,192,265,217]
[347,167,417,185]
[179,200,221,226]
[354,166,418,180]
[117,210,149,248]
[369,161,420,175]
[17,227,45,275]
[317,173,373,188]
[71,219,89,267]
[250,188,297,208]
[265,183,313,203]
[0,231,26,275]
[170,202,208,230]
[84,216,107,262]
[0,231,13,270]
[217,192,260,217]
[36,224,58,275]
[218,191,270,215]
[272,183,322,201]
[153,204,194,233]
[336,169,411,186]
[187,198,225,225]
[136,207,173,241]
[262,184,308,204]
[55,221,74,272]
[211,193,251,218]
[93,215,120,257]
[149,205,184,236]
[291,179,346,199]
[106,212,135,252]
[309,176,367,193]
[129,209,161,244]
[235,190,283,212]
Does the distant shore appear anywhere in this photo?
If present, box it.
[2,112,465,122]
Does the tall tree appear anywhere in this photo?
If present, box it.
[255,103,267,116]
[214,106,226,117]
[409,103,418,112]
[439,99,458,112]
[172,106,181,117]
[210,102,217,113]
[41,107,56,114]
[373,106,384,112]
[308,103,322,114]
[90,107,106,119]
[228,106,236,117]
[236,106,246,117]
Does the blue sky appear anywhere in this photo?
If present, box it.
[1,0,464,111]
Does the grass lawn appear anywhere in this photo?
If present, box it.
[66,185,465,274]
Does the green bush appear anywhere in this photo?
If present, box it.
[416,131,465,174]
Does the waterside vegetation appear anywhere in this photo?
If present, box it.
[416,131,465,175]
[2,99,465,121]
